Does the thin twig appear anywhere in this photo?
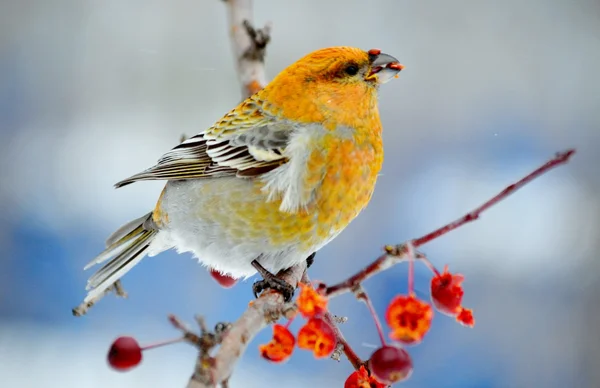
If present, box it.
[325,149,576,298]
[406,241,416,294]
[72,280,127,316]
[323,251,426,298]
[412,149,576,247]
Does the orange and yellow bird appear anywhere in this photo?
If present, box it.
[79,46,404,308]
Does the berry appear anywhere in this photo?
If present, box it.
[297,282,328,318]
[210,269,237,288]
[259,324,296,363]
[456,307,475,327]
[430,265,464,316]
[344,371,363,388]
[344,366,387,388]
[369,346,413,385]
[297,317,336,358]
[385,294,433,345]
[108,336,142,371]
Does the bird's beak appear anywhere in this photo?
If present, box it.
[365,50,404,84]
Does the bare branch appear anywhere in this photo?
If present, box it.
[224,0,270,98]
[188,262,305,387]
[72,280,127,316]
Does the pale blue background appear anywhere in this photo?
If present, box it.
[1,1,599,387]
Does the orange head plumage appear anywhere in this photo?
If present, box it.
[257,47,404,129]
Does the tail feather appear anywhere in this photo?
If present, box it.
[105,212,154,247]
[83,213,157,304]
[84,213,152,270]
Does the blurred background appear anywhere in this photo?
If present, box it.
[1,0,599,387]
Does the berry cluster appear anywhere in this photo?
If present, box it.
[106,256,474,386]
[257,251,474,387]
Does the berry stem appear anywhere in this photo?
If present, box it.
[420,254,441,277]
[406,242,416,295]
[140,337,185,351]
[284,313,296,330]
[354,286,387,347]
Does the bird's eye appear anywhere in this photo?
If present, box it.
[344,64,359,76]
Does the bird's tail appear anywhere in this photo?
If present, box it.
[81,212,157,306]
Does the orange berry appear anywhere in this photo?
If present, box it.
[385,294,433,345]
[297,317,336,358]
[259,324,295,363]
[297,283,328,318]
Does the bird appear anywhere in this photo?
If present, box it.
[76,46,404,312]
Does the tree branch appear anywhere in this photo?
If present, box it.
[224,0,270,98]
[187,262,305,387]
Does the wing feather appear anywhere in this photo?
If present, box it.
[114,98,291,188]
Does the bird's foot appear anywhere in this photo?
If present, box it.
[252,277,295,302]
[251,259,295,302]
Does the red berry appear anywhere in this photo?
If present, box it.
[108,336,142,371]
[344,366,387,388]
[430,265,464,316]
[210,269,237,288]
[344,369,366,388]
[369,346,413,384]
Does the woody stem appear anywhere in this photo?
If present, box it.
[323,312,364,370]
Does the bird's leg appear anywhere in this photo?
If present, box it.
[251,259,296,302]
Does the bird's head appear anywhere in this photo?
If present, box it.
[261,47,404,128]
[289,46,403,87]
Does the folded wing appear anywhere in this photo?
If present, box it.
[115,99,292,188]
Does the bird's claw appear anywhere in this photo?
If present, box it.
[252,277,295,302]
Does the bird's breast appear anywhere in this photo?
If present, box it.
[305,134,383,244]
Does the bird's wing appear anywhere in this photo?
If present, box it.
[115,99,291,188]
